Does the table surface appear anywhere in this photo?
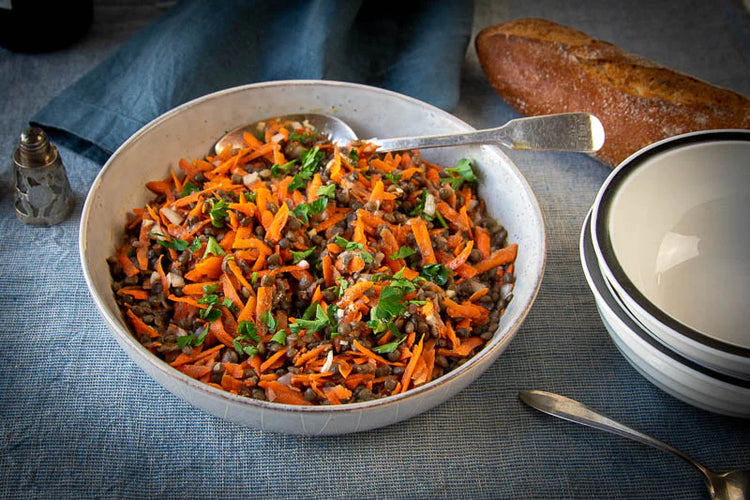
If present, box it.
[1,1,749,498]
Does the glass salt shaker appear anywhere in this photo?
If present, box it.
[13,126,75,226]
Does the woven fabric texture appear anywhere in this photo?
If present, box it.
[1,0,749,498]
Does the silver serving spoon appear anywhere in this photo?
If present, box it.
[520,390,749,500]
[213,112,604,155]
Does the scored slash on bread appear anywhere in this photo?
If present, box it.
[475,18,750,167]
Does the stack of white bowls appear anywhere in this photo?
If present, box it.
[580,129,750,418]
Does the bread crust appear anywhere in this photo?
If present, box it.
[475,18,750,166]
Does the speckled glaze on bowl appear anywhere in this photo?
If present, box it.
[80,80,546,435]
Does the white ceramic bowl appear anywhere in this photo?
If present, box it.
[80,80,546,435]
[581,211,750,418]
[590,130,750,379]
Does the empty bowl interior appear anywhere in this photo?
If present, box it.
[603,133,750,348]
[580,211,750,418]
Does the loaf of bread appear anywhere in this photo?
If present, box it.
[475,18,750,167]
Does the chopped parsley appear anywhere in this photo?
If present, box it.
[238,320,260,342]
[288,146,324,191]
[204,236,225,257]
[233,320,260,356]
[270,329,287,345]
[157,235,189,252]
[388,246,417,260]
[384,172,402,183]
[291,247,315,264]
[207,198,230,228]
[293,196,328,223]
[444,158,477,191]
[177,326,208,348]
[420,263,451,286]
[372,336,406,354]
[333,236,363,252]
[270,160,296,177]
[289,303,330,335]
[316,184,336,199]
[179,180,199,198]
[197,292,233,322]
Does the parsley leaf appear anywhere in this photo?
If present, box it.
[289,304,330,335]
[291,247,315,264]
[384,172,402,183]
[157,236,189,252]
[179,180,199,198]
[420,263,451,286]
[388,246,417,260]
[288,146,324,192]
[199,307,222,322]
[233,320,260,357]
[289,131,314,143]
[238,320,260,342]
[189,238,202,252]
[207,198,230,228]
[198,293,223,321]
[270,160,296,177]
[336,277,349,298]
[348,148,359,163]
[233,338,259,357]
[445,158,477,190]
[359,251,374,264]
[374,285,407,320]
[260,310,277,333]
[177,326,208,348]
[333,236,362,251]
[372,336,406,354]
[288,171,313,192]
[316,184,336,199]
[293,197,328,224]
[270,329,287,345]
[204,236,225,257]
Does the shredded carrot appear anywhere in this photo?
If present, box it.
[409,217,436,265]
[473,243,518,274]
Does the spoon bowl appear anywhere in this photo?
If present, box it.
[520,390,749,500]
[214,113,357,155]
[214,112,605,155]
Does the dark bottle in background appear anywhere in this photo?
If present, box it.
[0,0,93,53]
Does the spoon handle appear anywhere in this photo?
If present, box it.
[372,113,605,153]
[519,390,710,476]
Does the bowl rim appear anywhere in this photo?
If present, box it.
[590,129,750,358]
[79,79,547,418]
[581,210,750,391]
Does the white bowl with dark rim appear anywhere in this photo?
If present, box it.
[581,211,750,418]
[79,80,546,435]
[590,130,750,379]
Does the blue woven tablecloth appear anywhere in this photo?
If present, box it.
[1,1,749,498]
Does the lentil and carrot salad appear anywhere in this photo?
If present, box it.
[108,118,518,405]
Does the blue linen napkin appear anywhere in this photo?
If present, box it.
[30,0,474,164]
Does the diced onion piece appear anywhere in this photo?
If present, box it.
[320,349,334,373]
[160,206,184,225]
[167,272,185,289]
[424,193,436,217]
[243,172,260,188]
